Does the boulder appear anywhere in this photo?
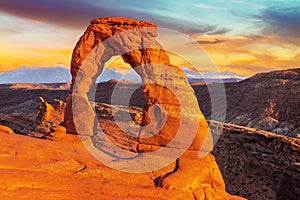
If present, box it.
[0,125,14,134]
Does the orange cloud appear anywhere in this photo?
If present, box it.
[26,48,72,55]
[190,35,300,76]
[1,32,299,78]
[0,47,72,72]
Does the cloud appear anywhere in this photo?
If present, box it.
[295,53,300,60]
[0,0,117,29]
[193,4,228,10]
[186,39,225,46]
[205,27,231,35]
[0,47,71,72]
[223,0,265,9]
[189,34,300,76]
[157,20,230,35]
[0,0,230,36]
[27,48,72,55]
[257,4,300,39]
[0,28,21,35]
[224,64,272,75]
[245,35,265,40]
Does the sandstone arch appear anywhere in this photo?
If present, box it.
[64,17,207,151]
[63,17,232,199]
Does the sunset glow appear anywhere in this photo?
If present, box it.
[0,0,299,76]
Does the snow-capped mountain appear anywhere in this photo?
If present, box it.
[0,66,71,84]
[181,67,202,80]
[202,71,248,80]
[97,68,141,83]
[0,66,141,84]
[181,67,248,83]
[0,66,247,84]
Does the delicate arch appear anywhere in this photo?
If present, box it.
[64,17,211,152]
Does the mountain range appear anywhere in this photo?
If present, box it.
[0,67,71,84]
[0,66,247,84]
[182,67,247,83]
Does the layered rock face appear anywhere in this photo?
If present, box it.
[0,94,65,138]
[63,17,232,199]
[193,68,300,137]
[210,120,300,199]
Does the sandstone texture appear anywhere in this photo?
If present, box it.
[63,17,231,199]
[0,125,14,134]
[0,121,245,200]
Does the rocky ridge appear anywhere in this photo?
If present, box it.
[193,68,300,137]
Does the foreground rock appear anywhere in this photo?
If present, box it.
[0,116,250,200]
[63,17,233,199]
[0,125,14,134]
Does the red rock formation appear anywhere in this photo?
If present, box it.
[36,97,54,126]
[63,17,233,199]
[64,16,209,148]
[64,17,157,133]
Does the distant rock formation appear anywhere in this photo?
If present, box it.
[193,68,300,137]
[35,97,66,137]
[36,97,55,126]
[0,96,65,138]
[63,17,233,199]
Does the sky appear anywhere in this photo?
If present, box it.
[0,0,299,76]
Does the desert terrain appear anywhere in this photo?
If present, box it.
[0,67,299,199]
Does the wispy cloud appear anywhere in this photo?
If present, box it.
[189,34,300,75]
[193,4,228,10]
[0,0,299,75]
[186,39,225,46]
[206,27,231,35]
[0,0,230,36]
[257,4,300,41]
[27,48,72,55]
[225,0,265,9]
